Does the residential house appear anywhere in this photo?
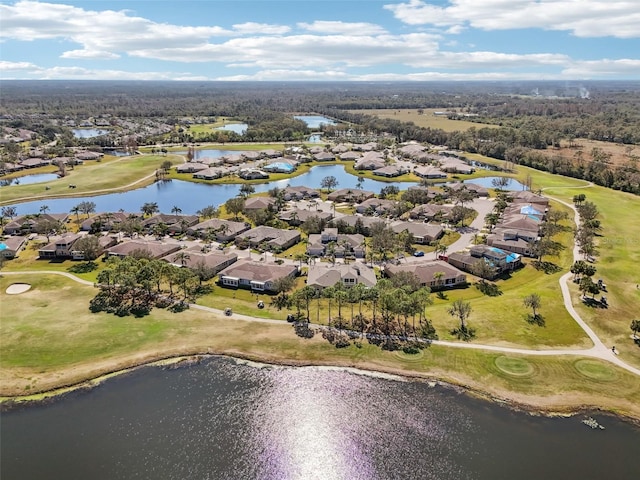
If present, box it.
[278,209,333,226]
[327,189,374,203]
[0,235,27,258]
[142,214,199,235]
[3,213,69,236]
[439,157,475,174]
[389,221,444,244]
[307,230,366,258]
[384,261,467,289]
[237,226,301,251]
[243,196,276,211]
[193,167,224,180]
[373,165,407,178]
[332,215,385,234]
[414,165,447,179]
[187,219,250,242]
[338,151,361,161]
[38,232,82,259]
[80,212,136,232]
[307,263,377,290]
[355,198,398,216]
[218,259,298,292]
[176,162,208,173]
[446,182,489,197]
[162,247,237,274]
[398,143,427,158]
[313,151,336,162]
[448,245,522,277]
[238,168,269,180]
[282,185,320,201]
[353,151,385,170]
[106,240,182,259]
[409,204,454,222]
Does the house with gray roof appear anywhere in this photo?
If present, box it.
[187,218,250,242]
[327,189,374,203]
[307,263,377,290]
[162,247,237,274]
[106,240,181,259]
[385,261,467,289]
[278,209,333,226]
[389,221,444,244]
[237,226,301,251]
[218,259,298,292]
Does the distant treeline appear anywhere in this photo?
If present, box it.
[1,80,638,193]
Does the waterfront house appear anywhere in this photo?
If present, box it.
[236,226,301,251]
[243,196,276,211]
[327,189,375,203]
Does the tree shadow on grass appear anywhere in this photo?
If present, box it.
[532,261,562,274]
[581,297,608,309]
[525,313,546,327]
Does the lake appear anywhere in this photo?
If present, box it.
[0,173,59,187]
[72,128,109,139]
[1,356,638,480]
[215,123,248,134]
[10,164,410,215]
[295,115,337,129]
[466,176,527,190]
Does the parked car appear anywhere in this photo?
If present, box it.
[413,251,425,257]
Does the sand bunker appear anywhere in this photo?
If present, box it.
[6,283,32,295]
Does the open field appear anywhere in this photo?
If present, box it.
[349,108,499,132]
[540,138,637,168]
[2,274,639,419]
[465,153,640,368]
[0,154,181,205]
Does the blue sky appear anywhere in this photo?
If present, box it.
[1,0,639,81]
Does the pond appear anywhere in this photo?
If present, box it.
[308,134,323,143]
[0,173,59,187]
[295,115,337,129]
[10,164,413,215]
[175,149,250,159]
[215,123,248,135]
[72,128,109,139]
[465,176,527,191]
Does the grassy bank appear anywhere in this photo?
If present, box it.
[0,154,181,205]
[1,274,639,419]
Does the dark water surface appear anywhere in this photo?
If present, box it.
[2,357,639,480]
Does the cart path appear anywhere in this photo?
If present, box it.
[5,266,639,376]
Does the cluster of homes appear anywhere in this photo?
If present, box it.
[1,148,104,175]
[174,142,476,182]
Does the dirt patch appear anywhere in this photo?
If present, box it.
[6,283,31,295]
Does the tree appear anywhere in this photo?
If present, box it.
[70,204,82,223]
[239,183,255,198]
[572,193,586,206]
[78,201,96,217]
[630,319,640,340]
[225,197,245,221]
[36,219,64,242]
[1,206,17,221]
[271,275,296,310]
[471,259,496,283]
[141,202,159,217]
[72,235,101,261]
[448,299,475,341]
[39,204,50,215]
[171,205,182,216]
[197,205,219,219]
[320,175,338,192]
[491,176,510,189]
[523,293,542,322]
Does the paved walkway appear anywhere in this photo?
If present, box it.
[4,180,639,377]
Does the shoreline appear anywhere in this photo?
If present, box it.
[2,351,639,427]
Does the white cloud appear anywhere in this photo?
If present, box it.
[384,0,640,38]
[297,21,388,35]
[232,22,291,35]
[61,50,120,60]
[0,60,40,71]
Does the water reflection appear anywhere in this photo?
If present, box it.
[10,164,410,215]
[2,357,638,480]
[72,128,109,138]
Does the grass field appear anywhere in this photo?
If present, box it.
[2,274,639,418]
[540,138,636,168]
[0,154,181,205]
[349,108,499,132]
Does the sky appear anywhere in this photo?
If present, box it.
[0,0,639,81]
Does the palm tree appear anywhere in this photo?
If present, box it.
[175,250,191,267]
[70,205,81,224]
[171,205,182,216]
[39,204,50,215]
[448,299,475,341]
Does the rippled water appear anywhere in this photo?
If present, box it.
[2,357,639,480]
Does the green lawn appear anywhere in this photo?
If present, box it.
[348,109,499,132]
[0,154,181,205]
[2,274,639,418]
